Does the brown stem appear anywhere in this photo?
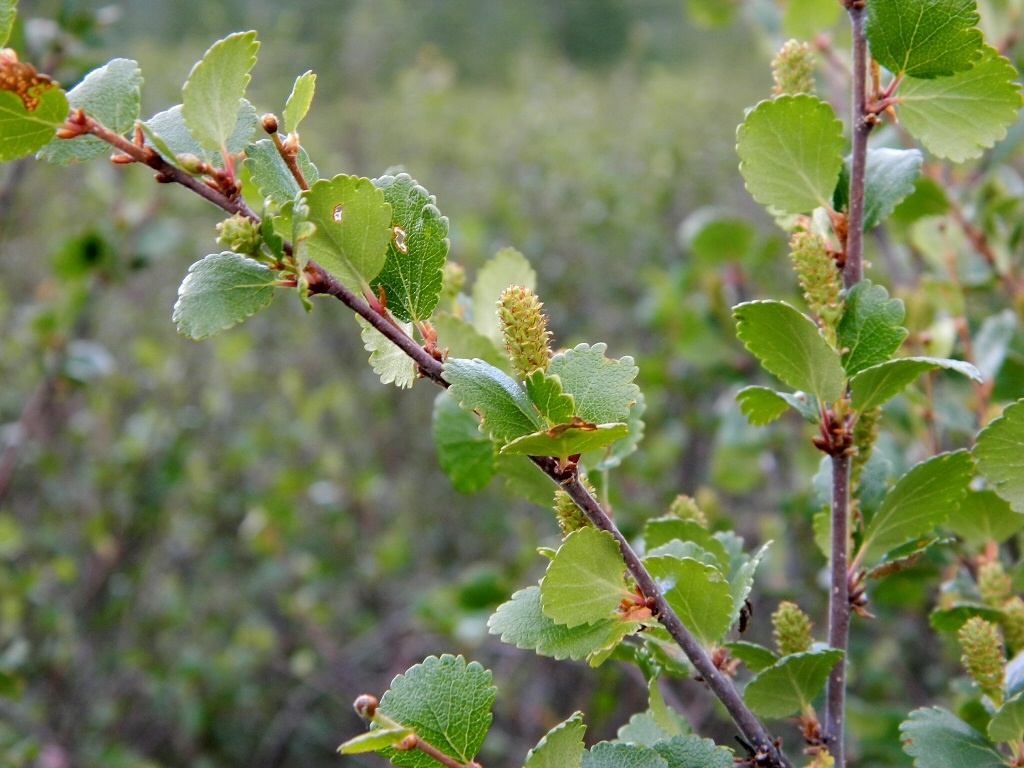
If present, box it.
[843,1,872,290]
[412,736,481,768]
[270,131,310,191]
[823,453,851,766]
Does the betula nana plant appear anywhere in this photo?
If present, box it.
[2,0,1024,766]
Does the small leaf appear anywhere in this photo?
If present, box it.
[525,370,576,425]
[303,174,393,291]
[989,693,1024,744]
[355,315,415,389]
[525,712,586,768]
[372,173,449,323]
[866,0,982,78]
[144,100,257,166]
[782,0,842,39]
[733,300,846,402]
[945,490,1024,546]
[725,641,779,673]
[859,451,974,564]
[540,528,628,628]
[901,707,1008,768]
[0,64,68,161]
[736,386,818,426]
[471,247,537,344]
[728,542,770,628]
[488,587,638,663]
[582,743,668,768]
[850,356,982,412]
[244,139,318,207]
[283,70,315,134]
[643,518,729,569]
[743,649,844,718]
[548,342,640,425]
[897,46,1023,163]
[501,422,629,459]
[736,94,845,215]
[837,281,909,376]
[975,400,1024,513]
[652,735,734,768]
[337,726,414,755]
[930,604,1005,633]
[377,655,496,768]
[583,391,646,472]
[432,315,508,371]
[644,556,733,646]
[867,537,945,579]
[432,393,497,494]
[181,31,259,153]
[834,149,923,231]
[38,58,142,164]
[973,310,1017,383]
[0,0,15,48]
[443,357,542,442]
[172,252,276,340]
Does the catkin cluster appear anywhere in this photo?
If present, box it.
[498,285,553,378]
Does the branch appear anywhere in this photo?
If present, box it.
[843,1,872,289]
[824,453,851,767]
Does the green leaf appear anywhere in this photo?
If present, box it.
[172,252,276,340]
[974,310,1017,382]
[945,490,1024,546]
[432,393,497,494]
[897,46,1023,162]
[733,300,846,402]
[643,518,729,570]
[652,736,734,768]
[890,177,951,224]
[525,370,576,425]
[355,315,416,389]
[181,31,259,153]
[743,649,844,718]
[930,604,1005,633]
[975,400,1024,513]
[525,712,586,768]
[432,315,507,371]
[867,537,946,579]
[0,0,15,48]
[678,207,755,264]
[866,0,983,78]
[443,358,542,442]
[728,542,770,628]
[283,70,315,134]
[0,74,68,161]
[303,174,393,291]
[850,356,982,412]
[488,587,638,663]
[372,173,449,323]
[144,100,257,166]
[725,641,779,673]
[901,707,1008,768]
[989,693,1024,744]
[378,655,496,768]
[736,95,845,215]
[540,528,628,628]
[471,247,537,344]
[834,149,923,231]
[782,0,842,39]
[583,743,668,768]
[859,451,974,564]
[644,556,732,646]
[337,726,414,755]
[37,59,142,164]
[736,386,818,426]
[501,423,629,458]
[548,343,640,425]
[583,391,646,472]
[837,281,909,376]
[244,139,318,207]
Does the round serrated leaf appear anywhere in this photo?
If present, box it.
[0,0,15,48]
[901,707,1008,768]
[432,393,497,494]
[471,247,537,343]
[443,357,542,442]
[303,174,393,291]
[736,95,845,215]
[897,46,1023,163]
[834,149,923,232]
[850,356,982,412]
[540,528,628,628]
[181,31,259,153]
[975,399,1024,513]
[644,556,733,646]
[283,70,315,134]
[547,342,639,425]
[837,280,909,376]
[172,252,276,340]
[525,712,586,768]
[866,0,983,79]
[0,74,68,161]
[743,649,844,718]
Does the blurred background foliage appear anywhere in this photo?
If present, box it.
[0,1,1022,767]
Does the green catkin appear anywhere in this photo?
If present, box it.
[978,561,1013,608]
[668,494,708,528]
[216,213,262,255]
[772,601,814,656]
[958,616,1005,704]
[497,285,553,378]
[851,406,881,491]
[1002,597,1024,655]
[441,261,466,303]
[772,40,816,97]
[789,228,843,346]
[553,477,598,534]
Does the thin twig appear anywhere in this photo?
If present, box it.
[843,2,871,289]
[824,453,851,767]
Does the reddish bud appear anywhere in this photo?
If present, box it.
[353,694,378,719]
[261,114,279,134]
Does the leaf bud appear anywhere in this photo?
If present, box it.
[978,560,1012,608]
[262,113,280,134]
[216,213,262,255]
[176,153,205,175]
[353,694,378,719]
[497,285,553,378]
[772,601,813,656]
[667,494,708,528]
[553,476,597,534]
[395,734,418,751]
[958,616,1005,704]
[772,40,816,97]
[789,227,843,347]
[1002,597,1024,655]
